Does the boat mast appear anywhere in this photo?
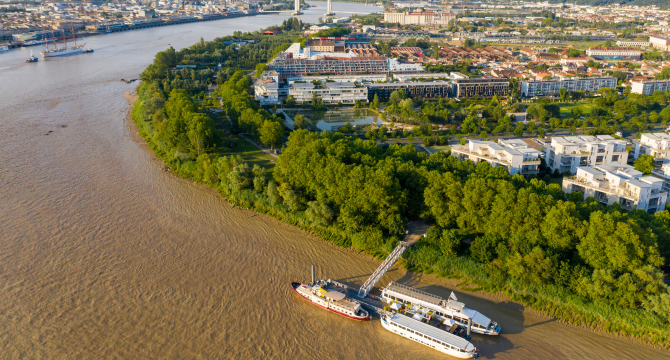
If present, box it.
[51,30,58,50]
[72,24,76,47]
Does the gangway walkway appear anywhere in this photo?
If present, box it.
[357,221,428,298]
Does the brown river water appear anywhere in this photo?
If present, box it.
[0,3,668,359]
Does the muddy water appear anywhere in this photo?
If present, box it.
[0,3,667,359]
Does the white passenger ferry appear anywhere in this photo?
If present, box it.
[381,312,479,358]
[292,280,371,321]
[381,282,501,335]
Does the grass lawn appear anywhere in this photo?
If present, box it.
[220,135,276,176]
[559,103,593,118]
[425,145,451,154]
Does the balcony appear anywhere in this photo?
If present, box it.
[523,159,541,165]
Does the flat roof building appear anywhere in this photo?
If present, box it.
[631,80,670,96]
[521,77,617,97]
[451,139,542,176]
[634,132,670,164]
[453,78,509,98]
[563,163,667,214]
[585,47,641,61]
[289,82,368,105]
[365,81,452,102]
[546,135,629,174]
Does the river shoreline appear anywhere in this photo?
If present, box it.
[124,90,669,355]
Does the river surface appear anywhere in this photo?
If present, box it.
[0,3,668,359]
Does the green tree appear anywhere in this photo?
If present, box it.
[634,154,655,174]
[260,120,284,149]
[306,201,334,226]
[293,113,307,130]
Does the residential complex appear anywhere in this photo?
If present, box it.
[450,139,542,176]
[562,163,667,214]
[520,77,617,97]
[453,78,510,98]
[651,164,670,195]
[631,80,670,95]
[546,135,629,174]
[365,81,451,102]
[649,35,670,51]
[585,47,641,61]
[634,133,670,164]
[268,53,389,77]
[382,11,455,26]
[289,82,368,104]
[615,40,650,48]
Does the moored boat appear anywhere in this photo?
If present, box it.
[83,48,94,53]
[291,280,371,321]
[381,311,479,358]
[381,282,501,335]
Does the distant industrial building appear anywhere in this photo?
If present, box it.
[453,78,509,98]
[585,47,641,61]
[365,81,452,102]
[631,80,670,95]
[520,77,617,97]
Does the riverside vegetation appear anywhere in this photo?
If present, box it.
[131,27,670,349]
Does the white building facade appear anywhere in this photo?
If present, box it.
[546,135,629,174]
[631,80,670,96]
[451,139,542,176]
[634,132,670,164]
[521,77,617,97]
[289,82,368,104]
[562,163,667,214]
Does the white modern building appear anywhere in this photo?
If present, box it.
[634,132,670,164]
[254,70,288,106]
[383,11,455,26]
[289,82,368,104]
[520,77,617,97]
[451,139,542,176]
[651,163,670,194]
[388,58,425,74]
[585,47,641,60]
[562,163,667,214]
[650,35,670,51]
[615,40,650,48]
[631,80,670,95]
[546,135,629,174]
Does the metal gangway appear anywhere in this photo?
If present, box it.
[357,242,407,298]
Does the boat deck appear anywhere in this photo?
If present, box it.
[324,280,386,316]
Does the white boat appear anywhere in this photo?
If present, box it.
[0,45,9,52]
[381,282,501,335]
[291,280,371,321]
[42,45,85,57]
[381,312,479,358]
[41,28,86,58]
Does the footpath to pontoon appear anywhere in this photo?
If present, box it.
[329,221,428,316]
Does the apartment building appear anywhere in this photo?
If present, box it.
[650,35,670,51]
[383,11,433,25]
[365,81,452,102]
[651,163,670,194]
[634,132,670,164]
[254,70,288,106]
[615,40,650,48]
[631,79,670,95]
[308,39,336,52]
[520,77,617,97]
[546,135,629,174]
[453,78,510,98]
[388,58,425,74]
[289,82,368,104]
[585,47,641,60]
[562,163,667,214]
[451,139,542,176]
[269,53,389,77]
